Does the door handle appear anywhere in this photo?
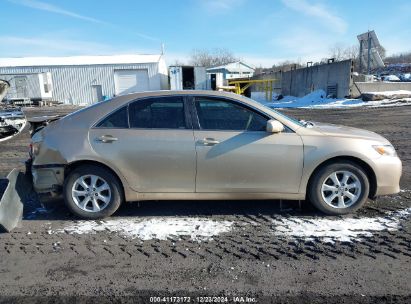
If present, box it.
[96,135,118,143]
[197,138,220,146]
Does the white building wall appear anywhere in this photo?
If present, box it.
[0,73,42,99]
[169,66,183,90]
[0,61,164,105]
[157,56,170,90]
[194,67,208,90]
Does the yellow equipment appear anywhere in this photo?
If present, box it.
[226,79,278,101]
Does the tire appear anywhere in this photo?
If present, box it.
[308,161,370,215]
[63,165,124,219]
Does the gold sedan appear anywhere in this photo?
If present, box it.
[29,91,402,219]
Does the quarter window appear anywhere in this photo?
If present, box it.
[96,106,128,128]
[129,97,187,129]
[195,98,268,131]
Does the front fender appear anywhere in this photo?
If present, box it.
[299,136,381,194]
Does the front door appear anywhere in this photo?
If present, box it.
[193,96,304,193]
[90,96,196,193]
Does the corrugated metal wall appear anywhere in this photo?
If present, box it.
[0,62,166,105]
[0,74,42,100]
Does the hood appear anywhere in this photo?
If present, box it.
[311,122,390,143]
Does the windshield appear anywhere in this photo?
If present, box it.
[256,102,305,127]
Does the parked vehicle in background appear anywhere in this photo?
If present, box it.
[28,91,402,219]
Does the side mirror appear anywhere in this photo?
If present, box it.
[266,120,284,133]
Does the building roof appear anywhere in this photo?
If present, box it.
[0,54,163,68]
[206,61,255,73]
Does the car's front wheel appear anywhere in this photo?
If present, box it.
[308,162,370,215]
[63,165,123,219]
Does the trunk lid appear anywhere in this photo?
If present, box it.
[28,115,64,136]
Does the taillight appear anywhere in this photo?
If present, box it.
[30,142,40,158]
[29,143,33,159]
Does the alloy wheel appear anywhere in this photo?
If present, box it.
[71,174,111,212]
[320,170,362,209]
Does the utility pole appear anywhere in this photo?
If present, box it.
[161,43,165,55]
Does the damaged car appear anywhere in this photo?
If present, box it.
[28,91,402,219]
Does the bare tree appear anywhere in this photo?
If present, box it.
[343,45,359,60]
[190,48,239,67]
[170,59,185,66]
[271,60,303,72]
[328,43,362,70]
[329,43,359,61]
[384,51,411,64]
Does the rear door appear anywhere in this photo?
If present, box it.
[89,95,196,193]
[192,96,304,193]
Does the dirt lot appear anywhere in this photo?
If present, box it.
[0,105,410,303]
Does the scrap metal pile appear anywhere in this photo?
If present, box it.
[0,80,26,140]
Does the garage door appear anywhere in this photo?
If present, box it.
[114,69,149,95]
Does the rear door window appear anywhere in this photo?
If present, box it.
[128,96,187,129]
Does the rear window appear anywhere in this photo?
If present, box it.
[96,106,128,128]
[128,97,187,129]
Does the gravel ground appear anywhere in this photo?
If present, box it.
[0,105,410,303]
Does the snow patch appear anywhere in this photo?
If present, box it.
[252,89,411,109]
[271,208,411,243]
[381,75,401,82]
[364,90,411,96]
[56,217,233,241]
[250,91,278,102]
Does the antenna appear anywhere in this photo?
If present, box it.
[161,43,165,55]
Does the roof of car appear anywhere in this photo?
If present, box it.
[116,90,242,99]
[106,90,252,106]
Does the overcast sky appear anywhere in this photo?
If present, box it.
[2,0,411,67]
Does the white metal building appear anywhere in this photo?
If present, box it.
[0,54,168,105]
[169,66,208,90]
[206,61,255,81]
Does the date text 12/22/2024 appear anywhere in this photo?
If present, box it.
[149,296,257,303]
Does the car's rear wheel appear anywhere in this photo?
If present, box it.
[63,165,123,219]
[308,162,370,215]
